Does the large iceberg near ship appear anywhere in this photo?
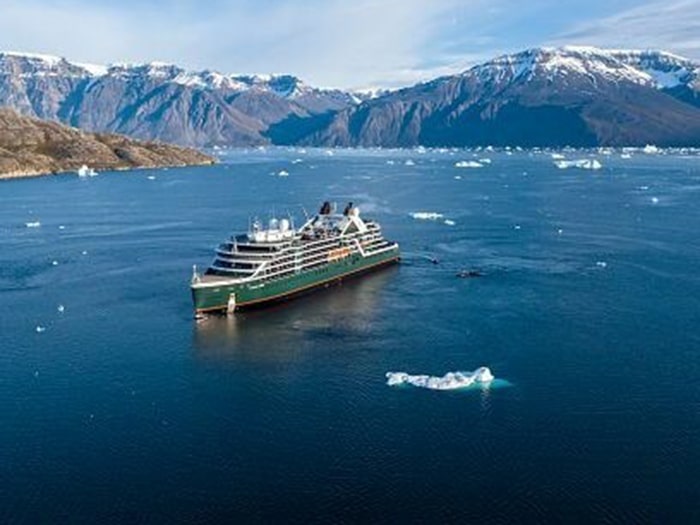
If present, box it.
[386,367,495,390]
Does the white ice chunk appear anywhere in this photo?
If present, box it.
[386,367,495,390]
[455,160,483,168]
[410,212,444,220]
[277,170,289,177]
[404,159,415,166]
[25,221,41,228]
[444,219,456,226]
[554,159,602,170]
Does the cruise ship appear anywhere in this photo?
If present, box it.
[191,201,400,314]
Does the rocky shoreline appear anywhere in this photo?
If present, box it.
[0,108,215,180]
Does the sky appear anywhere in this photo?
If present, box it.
[0,0,698,89]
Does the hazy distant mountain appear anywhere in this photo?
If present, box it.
[1,47,699,148]
[0,51,361,146]
[292,46,700,147]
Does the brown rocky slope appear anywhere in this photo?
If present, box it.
[0,108,214,179]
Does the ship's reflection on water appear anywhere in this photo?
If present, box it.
[192,266,399,363]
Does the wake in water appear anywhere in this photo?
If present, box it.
[386,367,494,390]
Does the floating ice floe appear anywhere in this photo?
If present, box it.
[643,144,659,154]
[291,158,303,164]
[444,219,456,226]
[58,225,65,230]
[454,175,462,180]
[410,212,444,221]
[35,325,46,333]
[386,160,395,165]
[147,175,156,180]
[404,159,415,166]
[81,250,88,256]
[57,304,65,313]
[454,160,483,168]
[51,260,59,266]
[277,170,289,177]
[621,153,632,159]
[551,153,566,160]
[596,261,608,268]
[479,158,492,164]
[386,367,494,390]
[554,159,602,170]
[77,165,97,177]
[25,221,41,228]
[651,196,659,204]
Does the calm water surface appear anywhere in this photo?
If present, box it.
[1,148,699,523]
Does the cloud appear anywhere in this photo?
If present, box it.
[0,0,480,88]
[552,0,700,59]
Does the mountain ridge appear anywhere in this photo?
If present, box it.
[1,46,699,147]
[293,46,700,147]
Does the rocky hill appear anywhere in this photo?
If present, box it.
[292,46,700,147]
[0,52,362,147]
[0,108,214,179]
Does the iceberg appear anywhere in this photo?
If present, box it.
[77,165,97,177]
[454,160,483,168]
[25,221,41,228]
[554,159,602,170]
[386,367,495,390]
[277,170,289,177]
[410,212,443,220]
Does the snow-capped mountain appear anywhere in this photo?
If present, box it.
[464,46,699,92]
[1,47,699,147]
[298,46,700,147]
[0,52,360,146]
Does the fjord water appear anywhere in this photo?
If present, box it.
[1,148,699,523]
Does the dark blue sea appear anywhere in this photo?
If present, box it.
[1,147,699,523]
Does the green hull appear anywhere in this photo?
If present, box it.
[192,247,399,313]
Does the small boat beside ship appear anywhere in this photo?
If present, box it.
[191,201,400,314]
